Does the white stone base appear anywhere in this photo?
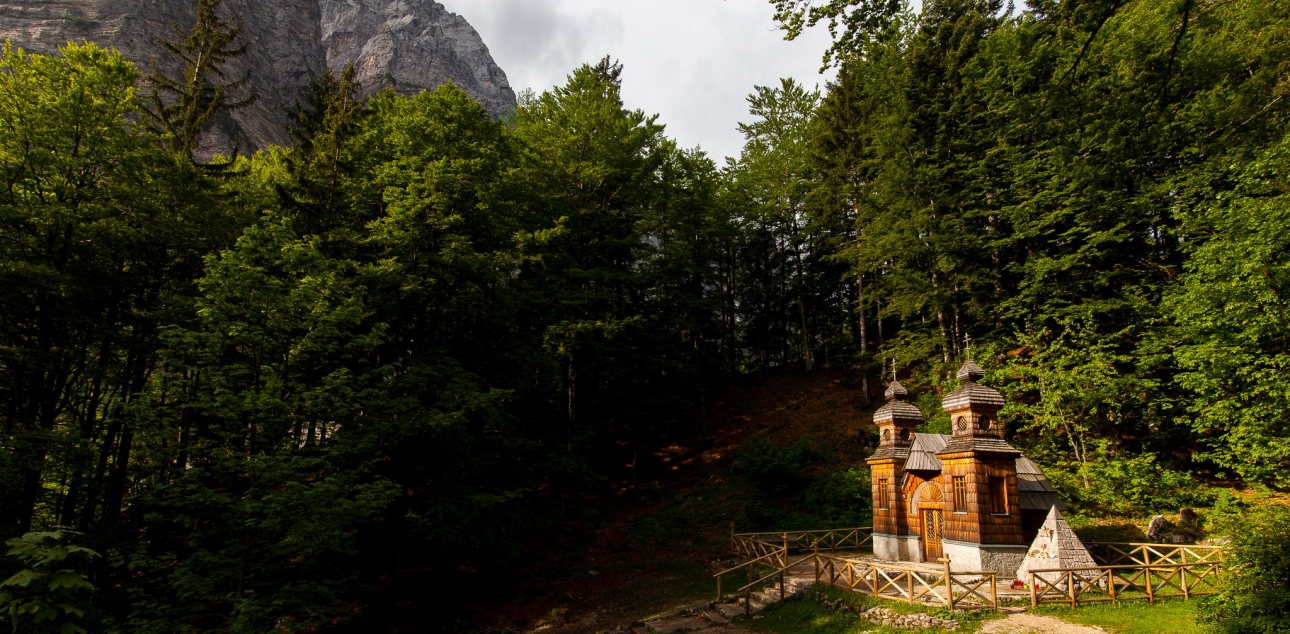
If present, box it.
[873,533,922,562]
[941,540,1028,575]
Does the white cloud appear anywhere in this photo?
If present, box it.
[439,0,837,162]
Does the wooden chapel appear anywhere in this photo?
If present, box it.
[867,359,1065,575]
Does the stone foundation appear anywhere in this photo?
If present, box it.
[873,533,922,561]
[941,539,1028,576]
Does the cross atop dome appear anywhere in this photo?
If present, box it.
[885,359,910,400]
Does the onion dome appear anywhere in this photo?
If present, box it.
[942,359,1005,413]
[875,379,924,425]
[884,379,910,401]
[956,359,985,382]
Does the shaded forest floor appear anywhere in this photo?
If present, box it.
[474,364,877,633]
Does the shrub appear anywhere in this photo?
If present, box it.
[801,468,872,527]
[735,435,814,494]
[1198,494,1290,632]
[1045,446,1214,517]
[0,531,100,634]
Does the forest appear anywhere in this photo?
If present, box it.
[0,0,1289,631]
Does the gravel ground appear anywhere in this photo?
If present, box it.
[979,612,1106,634]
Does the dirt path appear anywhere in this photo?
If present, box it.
[980,612,1105,634]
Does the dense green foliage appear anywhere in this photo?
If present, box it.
[772,0,1290,515]
[0,532,99,634]
[0,34,784,632]
[0,0,1288,628]
[1199,496,1290,632]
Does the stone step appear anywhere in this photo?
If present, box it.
[713,603,745,619]
[703,610,729,625]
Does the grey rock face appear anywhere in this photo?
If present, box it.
[321,0,515,117]
[0,0,514,154]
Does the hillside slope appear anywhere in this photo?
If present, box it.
[474,365,877,633]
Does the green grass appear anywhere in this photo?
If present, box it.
[742,585,1003,633]
[747,594,1202,633]
[1033,599,1205,633]
[744,597,875,634]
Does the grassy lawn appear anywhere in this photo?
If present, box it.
[743,584,1003,634]
[1033,599,1205,633]
[742,586,1206,633]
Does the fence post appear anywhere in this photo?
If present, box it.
[814,542,822,583]
[1108,569,1117,604]
[991,574,997,612]
[907,571,914,605]
[1068,571,1076,609]
[1182,564,1190,601]
[1030,572,1037,609]
[1145,565,1154,604]
[717,573,722,601]
[782,533,789,567]
[940,557,953,609]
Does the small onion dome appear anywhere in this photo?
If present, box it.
[875,381,924,425]
[956,359,985,382]
[942,360,1005,412]
[884,379,910,400]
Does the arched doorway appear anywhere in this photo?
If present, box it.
[911,482,945,561]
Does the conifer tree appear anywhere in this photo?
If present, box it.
[144,0,256,160]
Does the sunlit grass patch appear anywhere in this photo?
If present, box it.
[1034,598,1203,633]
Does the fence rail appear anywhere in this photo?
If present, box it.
[714,542,800,616]
[732,526,873,558]
[1029,561,1222,608]
[1087,542,1224,566]
[814,553,997,610]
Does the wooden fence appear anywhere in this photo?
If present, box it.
[814,553,997,610]
[1087,542,1224,566]
[731,526,873,558]
[1029,560,1223,608]
[714,543,815,615]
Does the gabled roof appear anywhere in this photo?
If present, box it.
[898,436,1065,511]
[1016,456,1066,511]
[905,433,949,473]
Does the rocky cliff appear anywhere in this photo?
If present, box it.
[321,1,514,117]
[0,0,515,153]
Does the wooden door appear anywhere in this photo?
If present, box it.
[922,508,944,561]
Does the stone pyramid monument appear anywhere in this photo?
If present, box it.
[1015,507,1098,584]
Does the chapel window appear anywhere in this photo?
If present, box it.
[952,476,967,513]
[878,478,890,509]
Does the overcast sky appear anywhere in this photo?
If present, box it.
[437,0,838,162]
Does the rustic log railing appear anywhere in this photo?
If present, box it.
[714,539,819,616]
[813,552,998,610]
[731,526,874,557]
[1028,560,1223,608]
[1086,542,1224,566]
